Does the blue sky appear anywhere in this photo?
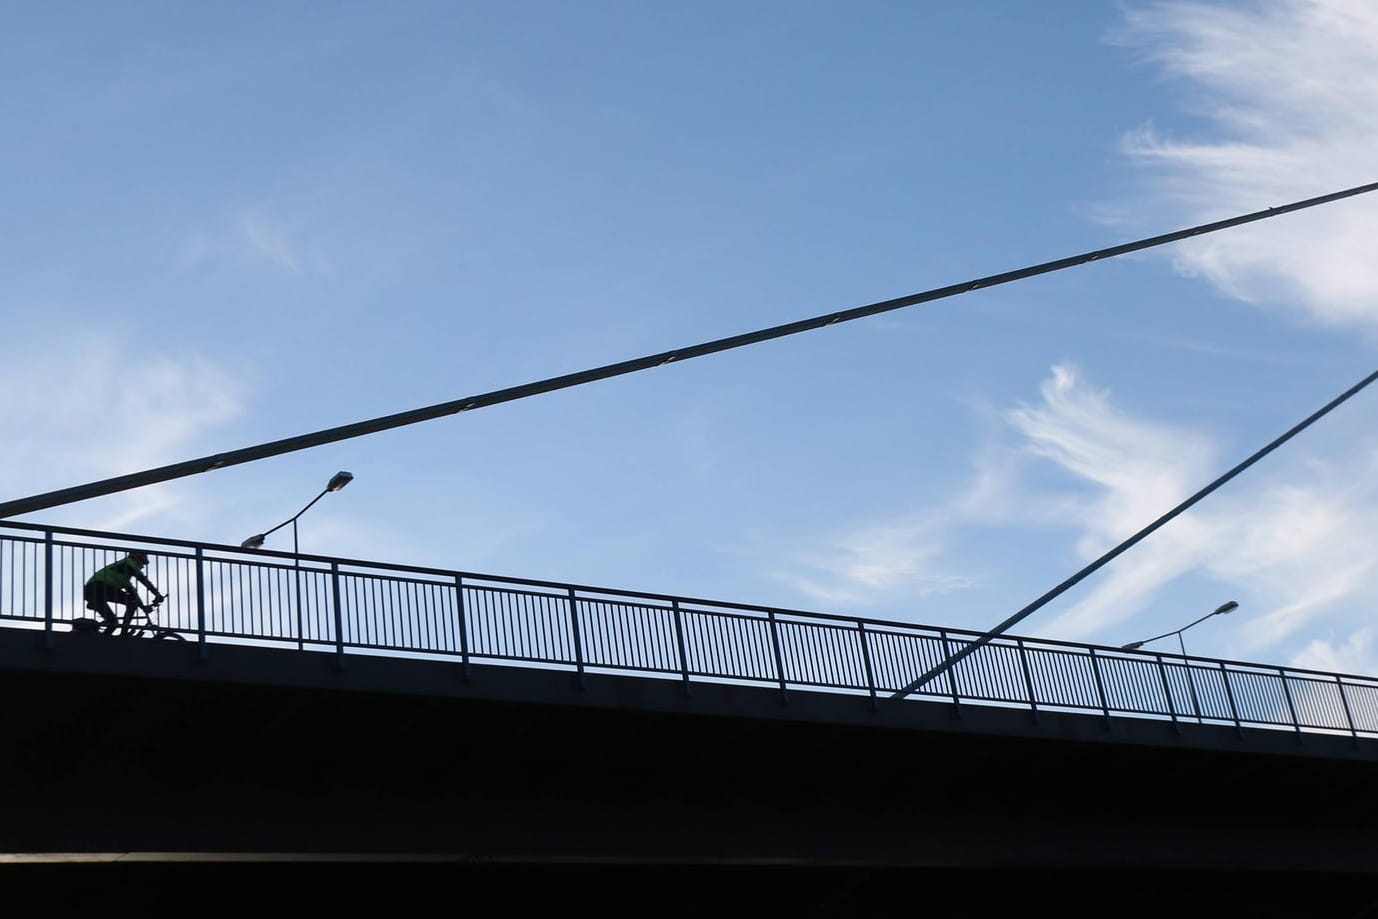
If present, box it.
[4,0,1378,673]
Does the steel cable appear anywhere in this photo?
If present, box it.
[2,180,1376,520]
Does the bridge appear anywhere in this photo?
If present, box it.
[3,519,1378,910]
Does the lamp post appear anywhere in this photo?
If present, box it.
[1121,600,1238,722]
[242,471,353,649]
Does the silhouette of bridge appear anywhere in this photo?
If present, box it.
[3,518,1378,910]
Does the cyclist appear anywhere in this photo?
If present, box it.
[84,550,165,636]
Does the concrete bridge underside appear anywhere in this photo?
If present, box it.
[3,625,1378,912]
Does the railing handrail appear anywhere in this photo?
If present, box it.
[5,517,1378,690]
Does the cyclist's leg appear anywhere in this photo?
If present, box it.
[117,591,141,637]
[84,584,119,635]
[96,602,119,635]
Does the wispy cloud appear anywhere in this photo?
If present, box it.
[1293,626,1378,676]
[1089,0,1378,671]
[1007,365,1217,547]
[0,334,246,530]
[173,207,322,278]
[1005,365,1217,637]
[777,516,976,609]
[770,358,1378,668]
[1001,364,1378,672]
[241,213,303,274]
[1112,0,1378,330]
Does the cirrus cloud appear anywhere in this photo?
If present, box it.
[1114,0,1378,330]
[1008,364,1378,673]
[0,332,247,531]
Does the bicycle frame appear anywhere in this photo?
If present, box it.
[116,608,185,641]
[72,598,184,641]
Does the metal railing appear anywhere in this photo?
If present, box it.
[2,519,1377,742]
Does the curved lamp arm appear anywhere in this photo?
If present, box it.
[1121,600,1237,651]
[241,471,353,550]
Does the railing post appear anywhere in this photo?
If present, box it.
[939,629,960,719]
[1336,675,1359,748]
[767,610,787,705]
[858,621,878,712]
[1016,638,1038,724]
[293,553,304,653]
[1278,668,1300,743]
[455,575,470,681]
[672,599,690,698]
[1155,653,1180,734]
[331,562,345,672]
[567,587,585,689]
[1219,661,1242,738]
[1185,657,1204,724]
[42,530,54,651]
[1089,648,1111,730]
[195,547,208,661]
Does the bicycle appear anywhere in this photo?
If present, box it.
[71,595,185,641]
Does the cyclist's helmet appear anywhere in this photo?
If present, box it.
[128,550,150,566]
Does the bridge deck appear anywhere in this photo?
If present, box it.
[1,624,1376,870]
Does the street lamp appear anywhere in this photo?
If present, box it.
[1121,600,1238,723]
[1120,600,1238,657]
[241,471,354,649]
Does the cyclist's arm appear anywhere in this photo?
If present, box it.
[134,571,163,600]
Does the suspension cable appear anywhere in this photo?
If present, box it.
[891,362,1378,702]
[2,180,1376,520]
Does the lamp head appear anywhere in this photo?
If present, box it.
[1214,600,1239,616]
[241,534,266,550]
[327,471,354,492]
[1120,641,1145,651]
